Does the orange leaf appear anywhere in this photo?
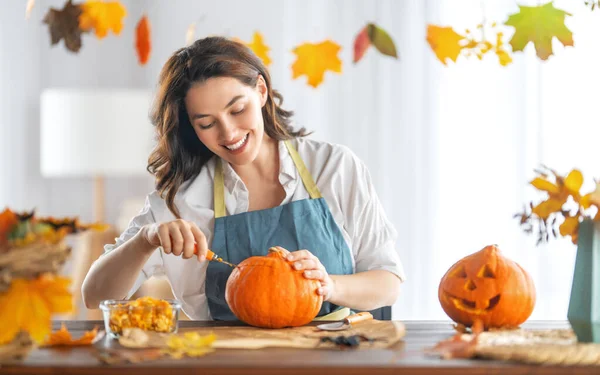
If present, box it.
[79,0,127,39]
[244,31,271,67]
[559,215,580,237]
[530,177,560,195]
[43,323,98,346]
[0,276,73,345]
[426,25,465,65]
[353,26,370,63]
[0,208,18,243]
[564,169,584,197]
[531,198,564,220]
[135,15,151,65]
[291,40,342,88]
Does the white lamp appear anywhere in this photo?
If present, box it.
[40,88,155,222]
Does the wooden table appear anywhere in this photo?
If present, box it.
[0,320,596,375]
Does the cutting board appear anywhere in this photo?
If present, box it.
[117,320,405,350]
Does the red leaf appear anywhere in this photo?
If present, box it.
[353,26,370,63]
[135,15,151,65]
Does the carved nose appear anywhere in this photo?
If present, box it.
[465,279,477,291]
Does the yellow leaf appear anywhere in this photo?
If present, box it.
[589,183,600,207]
[0,276,73,345]
[530,177,560,194]
[79,0,127,39]
[291,40,342,88]
[564,169,584,196]
[426,25,465,66]
[165,332,216,358]
[559,215,580,237]
[43,323,98,346]
[243,31,271,67]
[532,198,564,220]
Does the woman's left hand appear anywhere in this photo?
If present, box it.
[285,249,335,301]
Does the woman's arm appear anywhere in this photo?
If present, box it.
[81,227,157,309]
[82,219,209,309]
[286,250,401,312]
[329,270,401,311]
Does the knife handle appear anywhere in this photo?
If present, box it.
[193,245,217,260]
[345,311,373,325]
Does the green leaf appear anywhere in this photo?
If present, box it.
[504,2,573,61]
[367,23,398,59]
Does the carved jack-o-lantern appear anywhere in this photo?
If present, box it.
[438,245,536,329]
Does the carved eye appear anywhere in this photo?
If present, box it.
[450,265,467,278]
[477,264,496,278]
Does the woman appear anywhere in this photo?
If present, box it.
[82,36,405,321]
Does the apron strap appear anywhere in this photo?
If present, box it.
[213,139,322,218]
[283,140,322,199]
[213,158,226,219]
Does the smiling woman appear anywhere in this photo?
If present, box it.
[81,36,405,323]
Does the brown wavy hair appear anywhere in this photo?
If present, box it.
[148,37,308,218]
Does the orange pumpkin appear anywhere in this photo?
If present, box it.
[438,245,536,329]
[225,247,323,328]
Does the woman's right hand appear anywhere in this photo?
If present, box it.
[143,219,209,261]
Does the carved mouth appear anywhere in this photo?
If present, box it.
[445,293,501,314]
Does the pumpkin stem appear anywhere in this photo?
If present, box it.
[268,246,288,258]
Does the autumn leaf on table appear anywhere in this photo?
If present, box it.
[42,323,98,347]
[504,2,573,61]
[135,15,151,65]
[79,0,127,39]
[291,40,342,88]
[0,209,18,245]
[353,23,398,63]
[426,25,465,65]
[164,332,216,359]
[42,0,85,53]
[0,275,73,345]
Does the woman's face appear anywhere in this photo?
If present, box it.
[184,76,268,166]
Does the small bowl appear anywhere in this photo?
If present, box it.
[99,298,182,339]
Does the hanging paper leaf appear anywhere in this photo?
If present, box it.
[135,15,151,66]
[25,0,35,20]
[185,23,196,46]
[0,276,73,345]
[426,25,465,65]
[353,26,370,63]
[42,0,85,53]
[504,2,573,61]
[244,31,272,66]
[291,40,342,88]
[43,323,98,347]
[368,24,398,59]
[353,23,398,63]
[79,0,127,39]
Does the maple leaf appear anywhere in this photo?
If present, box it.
[504,2,573,61]
[243,31,272,67]
[79,0,127,39]
[42,323,98,346]
[426,25,465,65]
[291,40,342,88]
[353,23,398,63]
[135,15,151,65]
[0,208,18,244]
[42,0,85,53]
[0,275,73,345]
[164,332,216,359]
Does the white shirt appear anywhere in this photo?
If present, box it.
[104,137,406,320]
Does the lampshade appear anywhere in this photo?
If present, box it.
[40,88,155,177]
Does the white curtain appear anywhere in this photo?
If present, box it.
[1,0,598,320]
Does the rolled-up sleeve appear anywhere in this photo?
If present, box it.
[344,151,406,282]
[103,196,165,298]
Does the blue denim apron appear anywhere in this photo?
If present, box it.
[205,140,354,321]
